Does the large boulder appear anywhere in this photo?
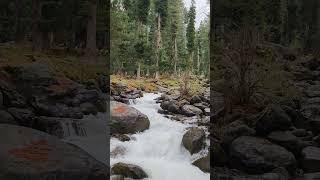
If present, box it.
[301,146,320,173]
[181,105,203,117]
[267,131,299,154]
[230,136,296,174]
[182,127,205,154]
[111,162,148,179]
[255,105,292,135]
[0,124,108,180]
[160,101,180,114]
[193,154,210,173]
[221,120,255,147]
[111,101,150,134]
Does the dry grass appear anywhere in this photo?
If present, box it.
[0,44,107,82]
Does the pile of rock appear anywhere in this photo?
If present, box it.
[0,63,109,179]
[110,82,143,104]
[212,104,320,179]
[157,88,210,126]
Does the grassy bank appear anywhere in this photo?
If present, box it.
[0,44,107,82]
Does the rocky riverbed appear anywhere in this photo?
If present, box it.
[110,81,210,179]
[0,63,109,179]
[211,55,320,179]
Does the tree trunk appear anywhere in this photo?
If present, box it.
[31,0,42,51]
[197,46,200,75]
[86,0,97,55]
[155,14,162,80]
[173,36,178,76]
[137,63,141,79]
[15,0,24,43]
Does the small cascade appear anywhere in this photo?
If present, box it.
[128,99,137,105]
[60,120,87,138]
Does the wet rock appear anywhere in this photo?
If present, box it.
[7,107,36,126]
[111,162,148,179]
[291,129,308,137]
[255,105,292,135]
[113,134,131,142]
[182,127,205,154]
[230,136,296,174]
[31,99,84,119]
[221,120,255,147]
[111,146,127,158]
[160,101,180,114]
[192,154,210,173]
[0,110,16,124]
[267,131,299,153]
[193,103,207,110]
[0,124,109,180]
[190,95,202,104]
[181,105,203,117]
[111,101,150,134]
[113,96,130,104]
[301,146,320,173]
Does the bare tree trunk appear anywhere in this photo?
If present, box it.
[197,46,200,75]
[86,0,97,55]
[137,63,141,79]
[15,0,24,43]
[173,36,178,76]
[155,14,162,80]
[31,0,42,51]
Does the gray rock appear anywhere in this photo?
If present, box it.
[268,131,299,153]
[301,146,320,172]
[111,162,148,179]
[111,101,150,134]
[0,124,108,180]
[192,154,210,173]
[190,95,202,104]
[181,105,203,117]
[182,127,205,154]
[256,105,292,135]
[0,110,16,124]
[7,107,35,126]
[230,136,296,174]
[221,120,255,147]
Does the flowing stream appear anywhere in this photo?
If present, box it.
[110,93,210,180]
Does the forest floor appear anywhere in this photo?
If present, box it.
[0,43,107,82]
[111,74,208,96]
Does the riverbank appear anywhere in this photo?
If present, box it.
[0,61,109,179]
[110,76,210,179]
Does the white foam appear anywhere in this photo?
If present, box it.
[111,93,209,180]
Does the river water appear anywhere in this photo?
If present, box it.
[110,93,210,180]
